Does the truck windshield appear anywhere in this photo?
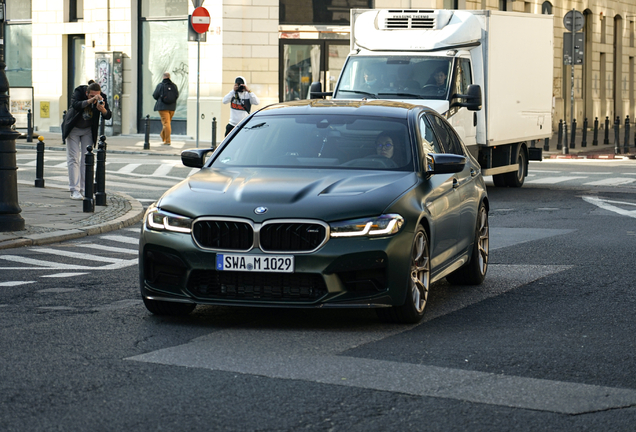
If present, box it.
[334,56,453,100]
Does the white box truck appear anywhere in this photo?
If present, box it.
[317,9,553,187]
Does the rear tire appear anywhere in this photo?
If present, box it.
[143,297,196,316]
[377,227,430,324]
[503,147,527,188]
[446,203,489,285]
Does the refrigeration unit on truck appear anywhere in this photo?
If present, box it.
[313,9,553,187]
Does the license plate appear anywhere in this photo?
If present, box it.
[216,254,294,273]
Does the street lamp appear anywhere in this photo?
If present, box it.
[0,0,25,231]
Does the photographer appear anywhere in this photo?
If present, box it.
[62,82,112,200]
[222,76,259,136]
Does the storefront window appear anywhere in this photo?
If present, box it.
[6,0,32,20]
[5,0,32,87]
[279,0,372,25]
[142,0,188,18]
[141,20,189,121]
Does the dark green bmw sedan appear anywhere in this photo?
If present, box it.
[140,99,489,323]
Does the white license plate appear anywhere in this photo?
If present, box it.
[216,254,294,273]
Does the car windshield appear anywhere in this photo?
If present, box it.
[211,114,414,171]
[335,56,452,100]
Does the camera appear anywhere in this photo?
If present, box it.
[98,100,104,105]
[238,84,245,92]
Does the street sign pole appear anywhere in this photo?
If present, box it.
[197,33,200,148]
[190,6,210,149]
[563,9,585,153]
[570,10,575,148]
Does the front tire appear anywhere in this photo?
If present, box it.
[446,203,489,285]
[503,147,527,188]
[377,227,430,324]
[143,297,196,316]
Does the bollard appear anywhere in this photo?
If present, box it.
[592,117,599,146]
[563,123,569,154]
[557,119,563,150]
[95,136,107,206]
[624,116,630,155]
[614,116,621,154]
[83,146,95,213]
[143,114,150,150]
[604,116,610,144]
[100,115,105,137]
[34,136,45,188]
[62,111,67,145]
[543,137,550,152]
[27,109,33,142]
[581,118,588,147]
[570,119,577,149]
[212,117,217,150]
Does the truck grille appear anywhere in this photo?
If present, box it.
[188,270,327,302]
[193,220,254,251]
[260,222,327,252]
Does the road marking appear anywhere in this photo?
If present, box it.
[525,176,587,184]
[0,255,94,269]
[75,244,137,255]
[33,248,127,263]
[0,281,36,287]
[40,273,89,278]
[583,196,636,218]
[38,288,81,293]
[151,163,177,177]
[583,177,636,186]
[118,163,142,174]
[489,228,575,250]
[100,235,140,245]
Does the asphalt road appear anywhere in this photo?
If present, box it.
[3,156,636,430]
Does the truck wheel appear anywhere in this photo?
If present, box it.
[503,147,527,188]
[377,227,430,324]
[143,297,196,316]
[446,203,489,285]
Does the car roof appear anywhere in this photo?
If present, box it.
[256,99,431,119]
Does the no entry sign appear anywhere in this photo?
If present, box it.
[191,7,210,34]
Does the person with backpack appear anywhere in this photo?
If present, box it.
[153,72,179,145]
[222,76,260,136]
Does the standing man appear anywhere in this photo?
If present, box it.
[153,72,179,145]
[222,76,259,136]
[62,82,111,200]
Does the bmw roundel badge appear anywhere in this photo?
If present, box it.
[254,206,268,215]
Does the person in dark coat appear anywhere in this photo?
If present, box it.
[153,72,179,145]
[62,82,112,200]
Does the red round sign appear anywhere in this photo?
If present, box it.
[191,7,211,34]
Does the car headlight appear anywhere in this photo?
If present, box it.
[330,214,404,238]
[145,205,193,234]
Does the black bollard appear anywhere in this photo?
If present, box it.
[95,136,107,206]
[592,117,599,146]
[100,115,105,137]
[563,123,569,154]
[581,118,588,147]
[604,116,610,144]
[62,111,67,145]
[34,136,45,188]
[557,119,563,150]
[614,116,621,154]
[143,114,150,150]
[543,137,550,152]
[570,119,577,149]
[26,109,33,142]
[83,146,95,213]
[624,116,630,154]
[212,117,217,150]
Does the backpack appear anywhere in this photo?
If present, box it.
[162,83,178,104]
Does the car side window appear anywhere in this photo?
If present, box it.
[418,116,441,154]
[440,121,465,155]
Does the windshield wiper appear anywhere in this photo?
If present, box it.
[377,92,422,98]
[245,122,268,130]
[337,90,378,98]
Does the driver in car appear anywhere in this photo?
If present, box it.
[376,132,396,159]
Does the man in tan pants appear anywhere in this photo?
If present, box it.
[152,72,179,145]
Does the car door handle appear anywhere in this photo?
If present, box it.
[453,178,459,189]
[470,168,477,177]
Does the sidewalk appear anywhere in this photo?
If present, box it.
[542,131,635,160]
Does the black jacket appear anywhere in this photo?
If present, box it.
[62,85,112,143]
[153,79,179,111]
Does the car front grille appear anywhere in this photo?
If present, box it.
[187,270,328,302]
[260,222,327,252]
[193,220,254,250]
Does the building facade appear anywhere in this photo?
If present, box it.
[6,0,636,141]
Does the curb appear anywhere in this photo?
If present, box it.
[0,191,145,250]
[546,153,635,160]
[16,144,184,157]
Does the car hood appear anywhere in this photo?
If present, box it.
[158,168,418,221]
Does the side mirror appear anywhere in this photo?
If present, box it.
[309,82,333,99]
[450,84,482,111]
[181,148,214,168]
[425,153,466,175]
